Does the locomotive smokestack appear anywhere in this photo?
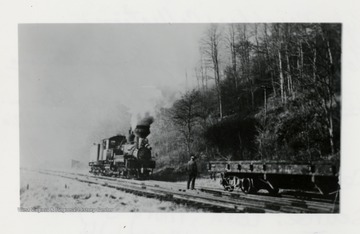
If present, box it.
[134,125,150,138]
[133,113,154,139]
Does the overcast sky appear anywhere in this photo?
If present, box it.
[19,24,209,169]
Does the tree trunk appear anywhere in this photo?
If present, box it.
[264,87,267,122]
[297,41,303,92]
[200,25,222,119]
[285,44,293,99]
[212,28,223,119]
[214,57,223,119]
[278,49,285,104]
[320,25,335,155]
[313,48,317,81]
[264,24,277,97]
[271,71,276,96]
[229,24,238,90]
[238,133,243,159]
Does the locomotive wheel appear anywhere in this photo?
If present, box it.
[240,178,256,194]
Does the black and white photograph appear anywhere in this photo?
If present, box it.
[18,23,341,213]
[2,1,360,234]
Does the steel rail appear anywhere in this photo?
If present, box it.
[37,169,338,213]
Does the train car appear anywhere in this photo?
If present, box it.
[89,125,156,179]
[208,160,340,195]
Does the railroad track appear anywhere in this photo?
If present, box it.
[38,169,339,213]
[198,187,339,213]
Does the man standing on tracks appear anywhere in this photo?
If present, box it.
[187,155,198,190]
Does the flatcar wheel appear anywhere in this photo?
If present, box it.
[270,188,279,195]
[228,176,241,189]
[267,183,279,195]
[220,174,234,191]
[240,178,254,194]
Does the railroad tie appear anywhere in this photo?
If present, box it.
[230,193,240,199]
[243,207,266,213]
[265,203,282,211]
[291,201,308,209]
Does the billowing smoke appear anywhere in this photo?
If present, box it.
[137,112,154,126]
[131,112,154,129]
[126,85,182,132]
[127,85,161,131]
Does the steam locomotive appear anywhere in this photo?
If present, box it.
[89,125,156,179]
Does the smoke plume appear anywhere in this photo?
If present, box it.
[131,112,154,129]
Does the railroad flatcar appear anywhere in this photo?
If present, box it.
[89,125,156,179]
[208,160,340,195]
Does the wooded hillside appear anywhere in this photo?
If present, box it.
[149,23,341,174]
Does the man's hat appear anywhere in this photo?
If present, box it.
[191,155,195,159]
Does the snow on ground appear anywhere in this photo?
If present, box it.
[20,169,205,212]
[173,177,223,190]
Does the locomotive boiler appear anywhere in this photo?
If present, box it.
[89,125,156,179]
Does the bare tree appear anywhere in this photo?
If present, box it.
[200,24,223,119]
[271,24,287,104]
[226,24,239,90]
[170,90,202,156]
[236,24,256,108]
[195,55,210,92]
[284,24,294,99]
[298,23,340,156]
[319,24,339,155]
[263,23,277,96]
